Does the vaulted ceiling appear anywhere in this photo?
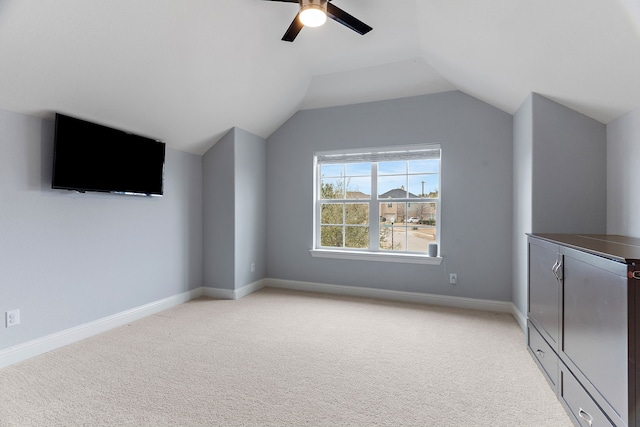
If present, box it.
[1,0,639,154]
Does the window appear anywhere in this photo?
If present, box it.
[312,144,441,264]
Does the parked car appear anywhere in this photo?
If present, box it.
[408,217,419,223]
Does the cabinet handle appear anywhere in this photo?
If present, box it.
[552,259,563,282]
[578,408,593,426]
[552,261,560,281]
[557,260,563,281]
[536,349,545,359]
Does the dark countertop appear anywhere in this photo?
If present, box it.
[528,233,640,264]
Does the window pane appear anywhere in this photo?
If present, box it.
[345,203,368,224]
[408,174,439,198]
[321,164,343,177]
[378,176,408,198]
[321,177,344,199]
[345,226,369,249]
[379,202,406,251]
[345,162,371,176]
[427,202,437,225]
[378,161,407,175]
[379,202,392,224]
[409,159,439,174]
[379,221,404,251]
[321,203,343,225]
[407,226,436,252]
[345,176,371,199]
[406,202,436,225]
[321,226,343,248]
[395,202,408,223]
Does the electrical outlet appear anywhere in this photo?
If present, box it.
[449,274,457,284]
[6,309,20,327]
[251,263,255,273]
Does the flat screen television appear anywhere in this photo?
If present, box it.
[52,113,165,196]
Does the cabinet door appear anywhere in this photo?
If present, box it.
[528,238,561,351]
[562,250,628,426]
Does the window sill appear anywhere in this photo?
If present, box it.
[309,249,442,265]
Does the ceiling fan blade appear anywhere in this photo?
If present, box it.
[282,13,303,42]
[264,0,298,2]
[326,3,372,35]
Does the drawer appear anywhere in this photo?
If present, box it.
[527,322,558,389]
[560,365,614,427]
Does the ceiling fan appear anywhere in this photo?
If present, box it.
[266,0,373,42]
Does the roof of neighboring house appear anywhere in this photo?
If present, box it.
[379,188,420,199]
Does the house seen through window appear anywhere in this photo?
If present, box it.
[314,144,441,257]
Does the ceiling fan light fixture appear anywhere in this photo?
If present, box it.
[299,0,327,27]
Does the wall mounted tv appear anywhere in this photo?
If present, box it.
[52,113,165,196]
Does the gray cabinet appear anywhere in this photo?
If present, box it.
[527,234,640,427]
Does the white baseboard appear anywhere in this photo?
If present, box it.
[202,280,510,313]
[0,282,270,369]
[265,278,515,315]
[1,279,522,370]
[0,288,204,369]
[202,279,266,300]
[235,279,266,299]
[202,287,236,300]
[511,305,526,332]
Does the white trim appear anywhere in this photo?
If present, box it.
[511,304,527,332]
[0,282,269,369]
[202,287,236,300]
[0,281,521,370]
[314,143,441,159]
[310,249,443,265]
[202,280,266,300]
[313,144,442,257]
[265,278,513,314]
[0,288,204,369]
[312,154,319,249]
[234,280,266,299]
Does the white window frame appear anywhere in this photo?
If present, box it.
[311,144,442,265]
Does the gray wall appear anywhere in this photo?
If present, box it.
[266,91,514,301]
[607,106,640,237]
[203,129,235,290]
[512,95,533,317]
[531,94,606,234]
[234,128,267,288]
[202,127,267,291]
[511,94,606,316]
[0,108,203,350]
[1,88,617,353]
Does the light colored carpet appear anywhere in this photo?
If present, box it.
[0,288,572,426]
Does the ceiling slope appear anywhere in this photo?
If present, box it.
[300,57,455,110]
[0,0,639,154]
[415,0,640,123]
